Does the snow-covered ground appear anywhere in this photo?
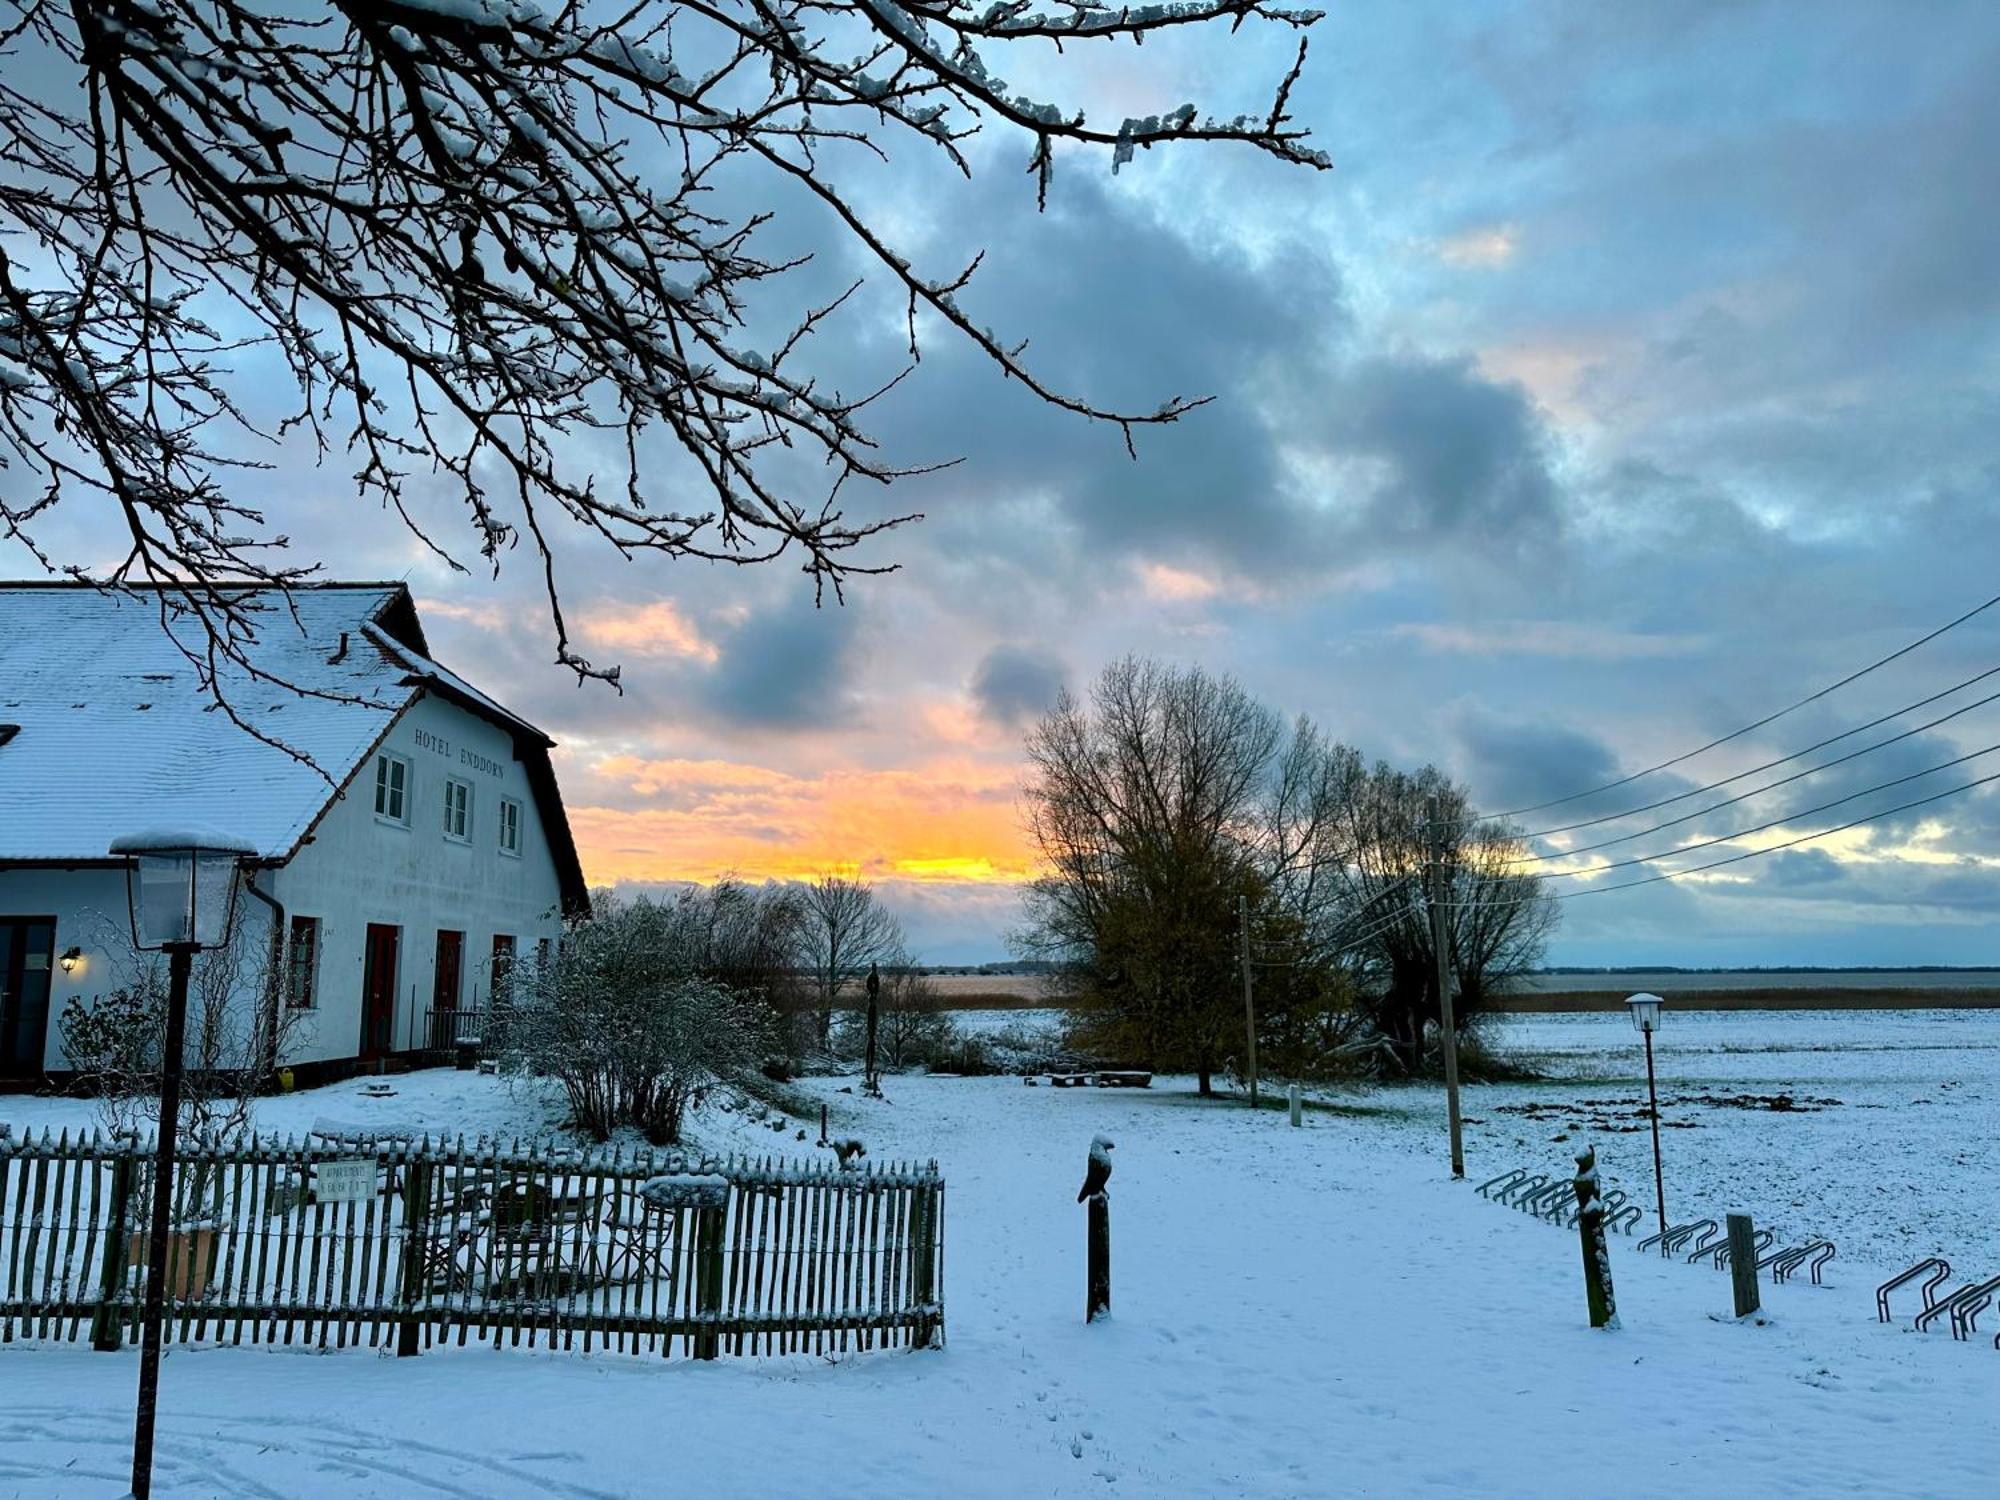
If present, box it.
[4,1026,1998,1497]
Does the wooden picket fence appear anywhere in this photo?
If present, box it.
[0,1125,944,1360]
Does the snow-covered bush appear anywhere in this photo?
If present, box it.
[516,896,770,1144]
[833,965,957,1072]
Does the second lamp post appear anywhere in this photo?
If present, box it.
[1625,991,1669,1252]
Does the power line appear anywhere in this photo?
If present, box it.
[1466,588,2000,823]
[1448,760,2000,909]
[1500,679,2000,867]
[1529,736,2000,882]
[1509,661,2000,845]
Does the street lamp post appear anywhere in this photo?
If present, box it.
[1625,991,1668,1253]
[110,827,254,1500]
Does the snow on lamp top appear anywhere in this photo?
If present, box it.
[111,825,255,950]
[1624,992,1665,1034]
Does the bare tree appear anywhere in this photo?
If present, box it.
[1017,657,1360,1093]
[0,0,1327,689]
[57,910,314,1214]
[1328,765,1557,1072]
[797,873,902,1051]
[1017,658,1559,1086]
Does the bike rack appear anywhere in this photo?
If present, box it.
[1913,1282,1983,1335]
[1521,1181,1569,1217]
[1768,1240,1837,1286]
[1705,1229,1773,1270]
[1948,1277,2000,1341]
[1682,1221,1724,1263]
[1473,1166,1655,1240]
[1877,1258,1952,1323]
[1477,1168,1533,1200]
[1638,1220,1703,1255]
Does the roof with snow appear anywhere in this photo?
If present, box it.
[0,582,588,914]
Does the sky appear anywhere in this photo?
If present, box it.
[8,1,2000,965]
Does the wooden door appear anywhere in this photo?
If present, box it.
[360,923,400,1062]
[0,918,56,1079]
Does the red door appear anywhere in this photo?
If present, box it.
[432,930,463,1050]
[360,923,400,1061]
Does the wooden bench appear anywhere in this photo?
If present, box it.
[1093,1070,1152,1088]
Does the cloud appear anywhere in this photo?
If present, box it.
[1393,620,1706,661]
[578,601,718,664]
[969,645,1067,728]
[567,754,1033,886]
[696,594,863,730]
[1433,225,1520,268]
[1314,354,1564,551]
[1137,562,1222,603]
[1451,708,1636,821]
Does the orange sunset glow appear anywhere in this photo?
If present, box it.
[563,754,1041,887]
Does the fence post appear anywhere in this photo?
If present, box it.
[1727,1212,1761,1319]
[91,1154,136,1352]
[396,1154,432,1357]
[911,1180,941,1349]
[693,1197,727,1359]
[1288,1083,1302,1128]
[1573,1147,1617,1330]
[1086,1194,1111,1323]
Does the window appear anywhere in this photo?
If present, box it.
[286,916,321,1008]
[374,753,410,824]
[442,777,472,841]
[498,797,523,855]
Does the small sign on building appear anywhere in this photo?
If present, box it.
[314,1158,381,1203]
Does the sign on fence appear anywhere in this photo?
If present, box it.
[313,1159,380,1203]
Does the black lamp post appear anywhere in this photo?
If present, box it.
[863,963,882,1097]
[110,827,253,1500]
[1625,991,1668,1253]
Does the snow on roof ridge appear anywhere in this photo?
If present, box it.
[359,621,553,746]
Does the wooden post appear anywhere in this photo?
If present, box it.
[1573,1147,1617,1329]
[818,1104,828,1146]
[864,963,882,1096]
[1426,796,1466,1179]
[1238,894,1259,1108]
[910,1183,941,1349]
[694,1198,727,1358]
[395,1156,432,1357]
[1727,1212,1761,1319]
[1288,1083,1302,1128]
[1086,1193,1110,1323]
[92,1154,136,1352]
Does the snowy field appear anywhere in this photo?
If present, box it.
[4,1022,1999,1497]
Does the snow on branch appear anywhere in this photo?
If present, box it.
[0,0,1327,686]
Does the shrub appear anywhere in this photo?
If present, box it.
[516,896,770,1144]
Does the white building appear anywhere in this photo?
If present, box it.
[0,582,589,1085]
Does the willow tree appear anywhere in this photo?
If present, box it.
[0,0,1327,690]
[1329,765,1557,1072]
[1017,657,1360,1094]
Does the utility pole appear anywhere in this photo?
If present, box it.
[1237,894,1259,1109]
[1426,795,1466,1179]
